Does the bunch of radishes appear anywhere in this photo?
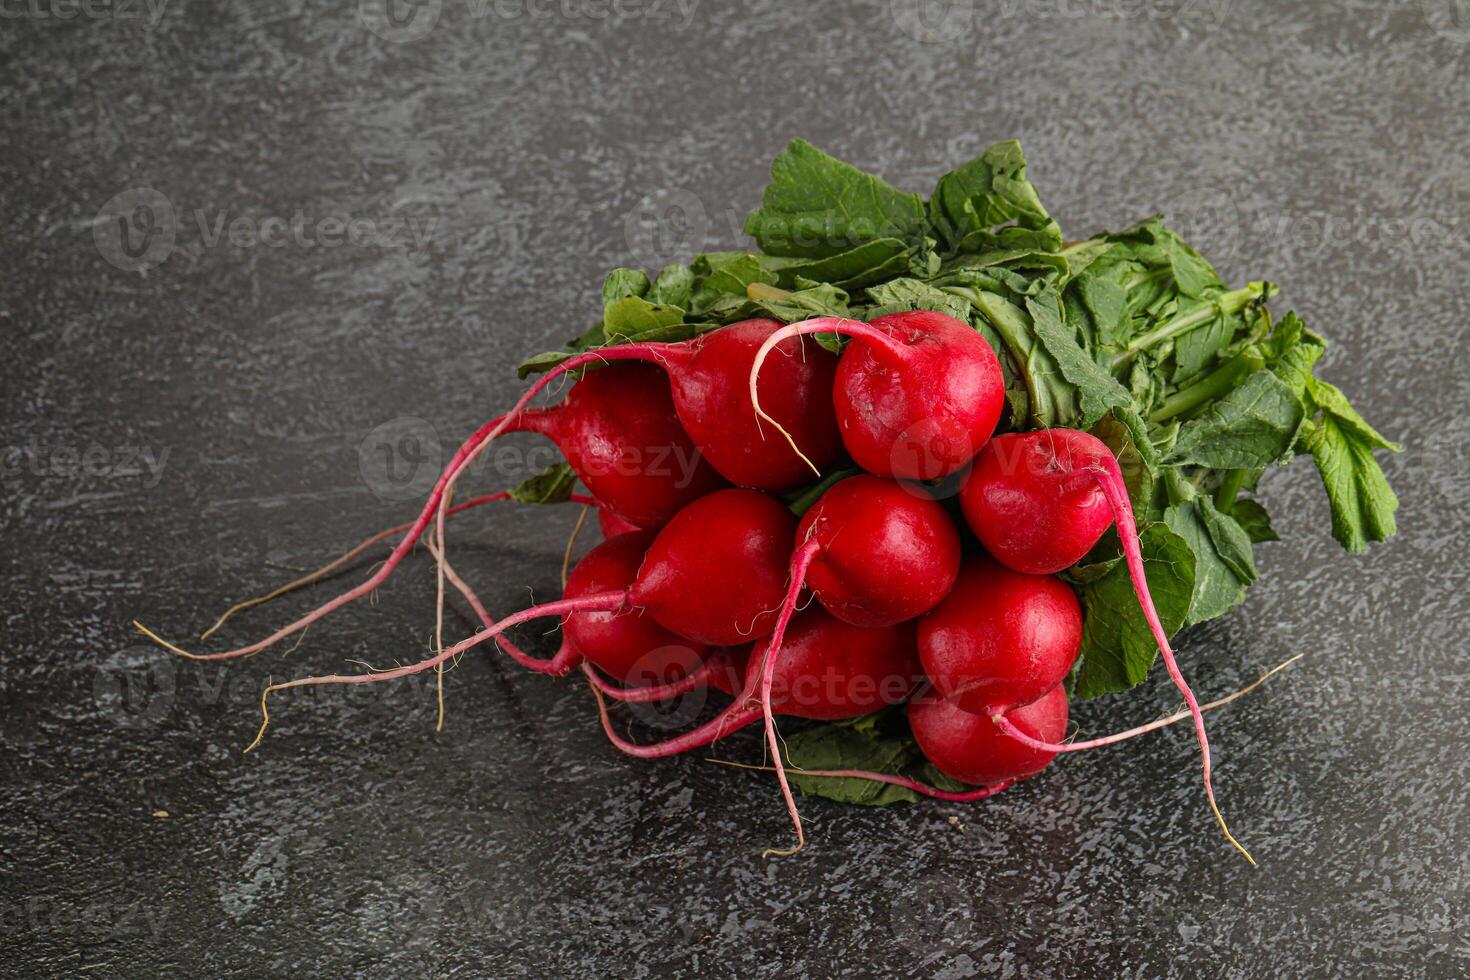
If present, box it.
[142,309,1241,857]
[143,138,1400,860]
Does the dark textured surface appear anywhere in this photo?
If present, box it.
[2,1,1466,975]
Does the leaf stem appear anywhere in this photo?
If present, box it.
[1148,352,1264,424]
[1214,469,1248,514]
[1112,283,1268,370]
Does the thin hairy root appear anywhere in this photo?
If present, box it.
[746,317,870,476]
[586,666,761,759]
[710,759,1018,803]
[1088,461,1255,866]
[244,591,626,753]
[754,537,823,857]
[138,414,526,662]
[583,660,720,703]
[424,343,676,708]
[562,506,591,589]
[199,491,524,641]
[424,536,580,677]
[992,653,1304,754]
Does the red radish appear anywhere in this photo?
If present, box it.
[591,606,920,755]
[657,319,843,490]
[597,505,641,538]
[562,531,709,684]
[135,362,725,663]
[508,362,728,529]
[910,683,1070,787]
[738,474,961,853]
[629,489,797,646]
[795,475,961,628]
[749,311,1005,481]
[961,429,1119,574]
[917,555,1082,717]
[959,427,1252,863]
[522,318,843,492]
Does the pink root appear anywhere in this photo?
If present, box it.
[583,660,722,703]
[991,653,1302,752]
[754,536,822,857]
[587,667,762,759]
[244,590,628,752]
[746,317,891,475]
[1086,460,1254,865]
[422,536,579,676]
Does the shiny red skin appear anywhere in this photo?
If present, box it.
[517,363,728,530]
[563,532,710,684]
[631,489,798,646]
[961,429,1116,575]
[706,648,747,697]
[833,310,1005,480]
[667,319,843,492]
[738,606,921,720]
[795,475,961,627]
[596,506,641,539]
[917,555,1083,716]
[910,683,1069,787]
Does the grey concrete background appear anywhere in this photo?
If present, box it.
[2,0,1466,975]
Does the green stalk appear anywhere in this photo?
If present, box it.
[1147,352,1264,424]
[1111,282,1268,370]
[1214,469,1248,514]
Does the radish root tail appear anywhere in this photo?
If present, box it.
[991,652,1304,752]
[1088,461,1256,866]
[747,318,868,479]
[242,592,626,753]
[755,537,823,858]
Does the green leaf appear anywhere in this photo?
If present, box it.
[1229,499,1279,543]
[928,139,1062,252]
[648,264,694,309]
[690,252,779,314]
[515,321,608,378]
[508,462,579,505]
[1027,290,1133,427]
[1168,369,1306,469]
[601,296,687,344]
[1075,523,1197,699]
[767,238,915,290]
[748,282,853,327]
[1200,498,1258,585]
[966,288,1078,428]
[1164,233,1220,298]
[745,139,927,258]
[601,268,651,306]
[1165,499,1253,625]
[1172,309,1232,383]
[866,278,973,321]
[1306,377,1401,453]
[781,719,922,806]
[1306,411,1401,553]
